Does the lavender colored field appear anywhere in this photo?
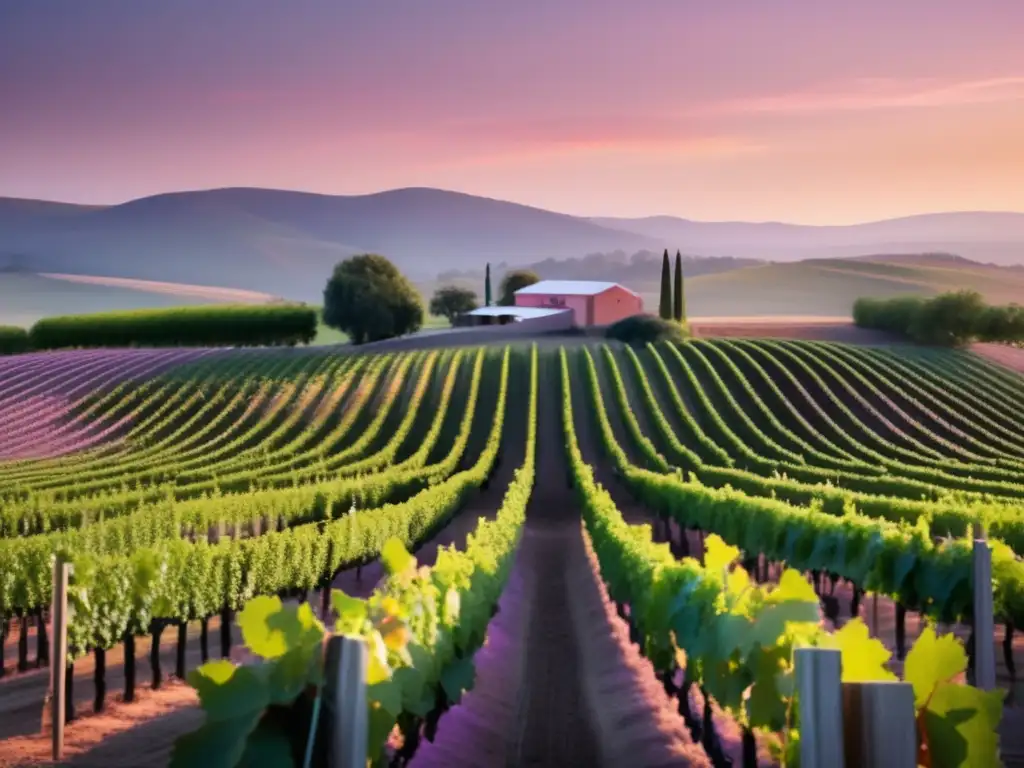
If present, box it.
[0,348,219,460]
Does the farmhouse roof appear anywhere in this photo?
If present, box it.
[465,306,570,319]
[514,280,639,297]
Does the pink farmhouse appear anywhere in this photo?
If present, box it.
[514,280,643,327]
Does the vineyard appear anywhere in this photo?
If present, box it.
[1,338,1023,766]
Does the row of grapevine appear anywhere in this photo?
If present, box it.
[559,345,1004,767]
[170,344,540,767]
[579,343,1024,631]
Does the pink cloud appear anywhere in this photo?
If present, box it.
[395,113,764,164]
[710,75,1024,115]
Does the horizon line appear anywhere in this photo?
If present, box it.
[3,183,1024,229]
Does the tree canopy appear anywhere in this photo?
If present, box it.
[322,254,424,344]
[498,270,540,306]
[429,285,478,325]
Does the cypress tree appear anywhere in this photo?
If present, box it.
[484,263,492,306]
[674,250,685,322]
[659,249,671,319]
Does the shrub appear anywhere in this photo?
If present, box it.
[0,325,30,355]
[322,254,423,345]
[977,304,1024,343]
[852,295,926,335]
[908,290,986,346]
[852,290,1024,347]
[29,304,317,350]
[606,314,689,346]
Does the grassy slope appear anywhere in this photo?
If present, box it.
[658,258,1024,318]
[0,274,227,327]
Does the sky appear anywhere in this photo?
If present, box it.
[2,1,1024,224]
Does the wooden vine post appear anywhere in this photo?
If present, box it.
[49,557,72,761]
[794,647,845,768]
[972,522,997,691]
[324,635,368,768]
[841,681,917,767]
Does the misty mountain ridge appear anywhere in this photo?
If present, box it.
[1,186,1023,302]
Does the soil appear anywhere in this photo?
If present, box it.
[973,343,1024,376]
[692,318,896,344]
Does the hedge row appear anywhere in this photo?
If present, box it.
[853,290,1024,346]
[0,326,30,355]
[26,304,318,350]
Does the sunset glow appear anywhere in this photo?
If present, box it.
[3,0,1023,223]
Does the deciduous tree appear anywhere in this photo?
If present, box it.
[429,285,478,325]
[322,254,424,345]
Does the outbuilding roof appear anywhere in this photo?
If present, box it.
[514,280,639,297]
[465,306,571,319]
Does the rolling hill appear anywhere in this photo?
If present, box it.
[0,273,257,328]
[678,255,1024,318]
[2,188,1024,303]
[0,188,661,300]
[591,211,1024,266]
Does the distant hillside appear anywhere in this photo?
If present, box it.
[591,212,1024,266]
[436,250,763,293]
[679,255,1024,318]
[0,273,246,327]
[0,188,660,301]
[2,188,1023,304]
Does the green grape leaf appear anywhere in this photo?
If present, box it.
[767,569,819,605]
[828,619,896,683]
[237,596,289,659]
[725,567,752,603]
[237,715,299,768]
[904,626,966,708]
[169,711,264,768]
[368,678,404,717]
[743,601,821,657]
[332,589,368,635]
[238,597,324,662]
[266,647,320,706]
[366,705,398,763]
[392,665,430,716]
[746,647,789,730]
[922,682,1005,768]
[705,535,740,578]
[440,656,476,705]
[366,632,392,686]
[187,661,270,722]
[405,641,436,682]
[381,538,416,578]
